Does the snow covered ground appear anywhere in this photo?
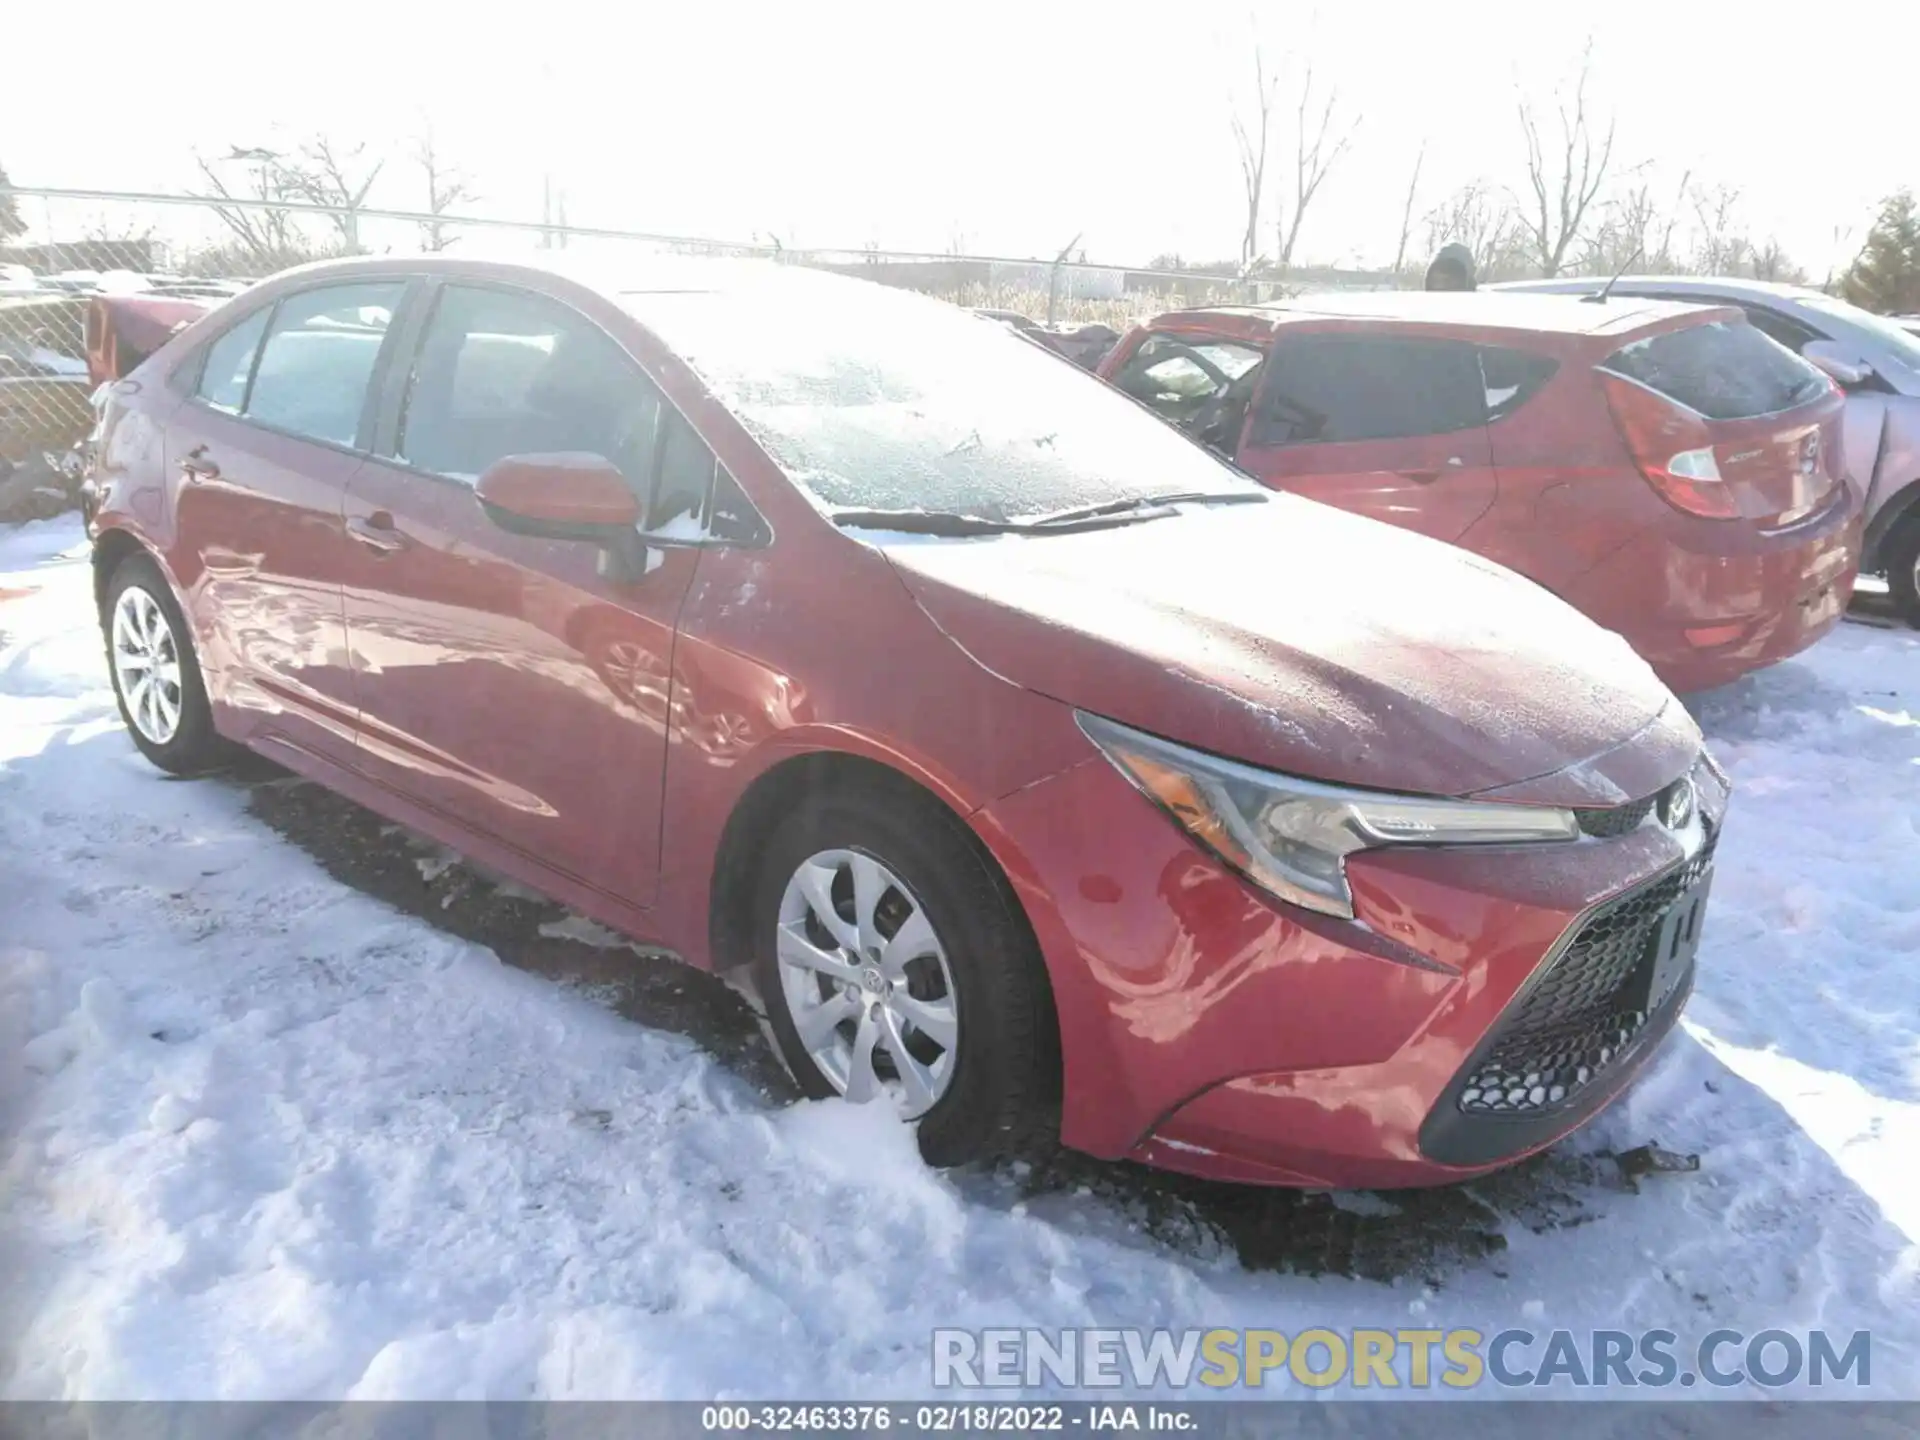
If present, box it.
[2,513,1917,1401]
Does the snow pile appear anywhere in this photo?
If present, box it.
[1,515,1916,1400]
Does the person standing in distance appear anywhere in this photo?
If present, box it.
[1424,242,1478,291]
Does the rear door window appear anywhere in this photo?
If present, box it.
[193,307,272,413]
[1252,335,1486,445]
[244,282,404,446]
[1600,320,1829,420]
[1479,346,1559,422]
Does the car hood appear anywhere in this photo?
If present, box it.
[877,497,1700,805]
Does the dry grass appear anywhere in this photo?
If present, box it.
[886,279,1250,330]
[937,281,1144,328]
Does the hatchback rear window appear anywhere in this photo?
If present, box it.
[1600,320,1828,421]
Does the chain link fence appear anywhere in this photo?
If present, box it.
[1,185,1397,520]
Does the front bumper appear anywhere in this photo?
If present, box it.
[977,748,1729,1188]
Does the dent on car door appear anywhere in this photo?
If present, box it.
[340,281,712,908]
[1236,332,1498,541]
[166,279,409,762]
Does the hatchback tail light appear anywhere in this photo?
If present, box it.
[1598,372,1740,519]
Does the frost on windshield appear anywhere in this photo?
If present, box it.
[623,281,1256,523]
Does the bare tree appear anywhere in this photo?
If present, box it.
[1423,180,1529,281]
[1516,43,1617,277]
[415,130,478,252]
[284,138,385,251]
[1576,170,1684,277]
[1229,47,1280,274]
[1748,238,1807,285]
[1390,144,1427,279]
[1273,62,1357,270]
[1688,181,1748,275]
[191,137,386,270]
[1823,222,1859,293]
[192,148,307,269]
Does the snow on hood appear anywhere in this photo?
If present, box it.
[881,497,1700,804]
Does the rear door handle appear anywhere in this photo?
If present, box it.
[1402,469,1442,485]
[346,512,407,554]
[178,445,219,481]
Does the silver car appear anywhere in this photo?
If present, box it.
[1497,276,1920,623]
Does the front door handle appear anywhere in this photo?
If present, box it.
[346,512,407,554]
[178,445,219,481]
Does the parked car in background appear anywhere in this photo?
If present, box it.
[1100,293,1859,691]
[1,291,210,522]
[84,293,210,390]
[1498,277,1920,624]
[86,253,1723,1188]
[970,307,1121,370]
[0,293,94,478]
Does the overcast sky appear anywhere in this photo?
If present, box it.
[8,0,1917,276]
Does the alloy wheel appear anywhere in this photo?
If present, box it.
[774,848,959,1118]
[111,584,184,745]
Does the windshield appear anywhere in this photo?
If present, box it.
[1108,333,1266,421]
[1802,295,1920,371]
[621,279,1258,523]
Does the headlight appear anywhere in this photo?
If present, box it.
[1077,712,1579,919]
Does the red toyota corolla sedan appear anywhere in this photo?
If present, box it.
[1099,294,1860,693]
[84,255,1726,1188]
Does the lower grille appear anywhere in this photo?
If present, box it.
[1457,838,1715,1117]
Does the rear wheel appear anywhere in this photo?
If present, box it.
[1885,511,1920,628]
[751,779,1059,1167]
[103,553,231,774]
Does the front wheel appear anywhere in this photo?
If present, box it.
[103,553,231,774]
[1883,511,1920,628]
[751,781,1060,1167]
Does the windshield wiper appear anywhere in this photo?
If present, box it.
[829,508,1028,536]
[830,489,1265,538]
[1022,490,1266,528]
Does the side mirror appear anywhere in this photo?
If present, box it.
[1800,340,1873,388]
[475,452,639,542]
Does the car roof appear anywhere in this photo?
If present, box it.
[1151,289,1724,340]
[260,249,852,303]
[1489,275,1828,304]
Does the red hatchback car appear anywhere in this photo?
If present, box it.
[86,255,1725,1188]
[1100,293,1861,692]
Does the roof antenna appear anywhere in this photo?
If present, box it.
[1583,244,1644,304]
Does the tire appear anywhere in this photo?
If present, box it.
[1884,511,1920,629]
[102,552,232,775]
[751,778,1060,1167]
